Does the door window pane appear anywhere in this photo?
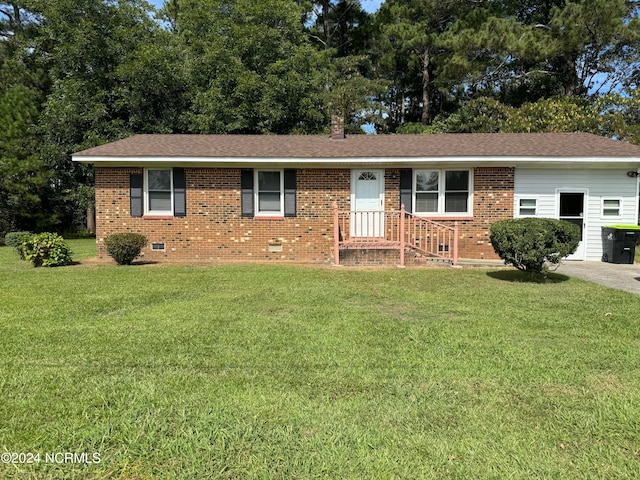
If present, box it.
[560,193,583,216]
[358,172,377,181]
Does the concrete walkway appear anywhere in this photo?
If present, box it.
[459,258,640,295]
[554,261,640,295]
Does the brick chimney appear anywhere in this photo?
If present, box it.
[330,115,345,140]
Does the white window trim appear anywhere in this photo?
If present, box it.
[515,196,540,217]
[254,169,284,216]
[413,169,473,217]
[144,168,173,216]
[601,197,623,219]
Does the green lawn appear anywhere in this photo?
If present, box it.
[1,241,639,479]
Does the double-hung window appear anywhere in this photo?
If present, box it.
[414,169,471,215]
[130,168,186,218]
[241,169,296,218]
[255,170,284,216]
[145,169,173,215]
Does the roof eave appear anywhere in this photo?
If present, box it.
[72,155,640,169]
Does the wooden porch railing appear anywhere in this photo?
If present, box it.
[333,204,458,266]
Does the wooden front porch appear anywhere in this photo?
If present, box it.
[333,205,459,266]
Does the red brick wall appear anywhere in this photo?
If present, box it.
[95,167,350,263]
[461,167,514,259]
[94,166,513,264]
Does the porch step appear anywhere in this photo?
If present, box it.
[405,248,453,266]
[339,241,401,250]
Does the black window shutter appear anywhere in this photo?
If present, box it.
[241,169,254,217]
[173,168,187,217]
[130,173,143,217]
[284,169,296,217]
[399,169,412,213]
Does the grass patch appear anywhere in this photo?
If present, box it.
[0,249,639,478]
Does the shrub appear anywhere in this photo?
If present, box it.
[490,218,581,275]
[104,233,148,265]
[21,233,73,267]
[5,231,34,259]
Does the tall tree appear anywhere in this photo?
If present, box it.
[303,0,386,130]
[0,2,54,231]
[375,0,485,129]
[448,0,640,104]
[175,0,327,133]
[34,0,171,230]
[305,0,372,56]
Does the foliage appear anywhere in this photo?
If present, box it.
[429,94,640,142]
[4,231,33,249]
[0,85,55,232]
[20,232,72,267]
[490,218,581,276]
[4,231,33,258]
[104,232,148,265]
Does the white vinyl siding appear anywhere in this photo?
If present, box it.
[514,169,639,261]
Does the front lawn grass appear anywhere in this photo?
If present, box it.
[0,247,639,479]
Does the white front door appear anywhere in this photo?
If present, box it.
[351,169,385,237]
[558,191,587,260]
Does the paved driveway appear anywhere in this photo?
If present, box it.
[556,261,640,295]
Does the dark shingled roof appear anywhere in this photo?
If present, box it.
[73,132,640,159]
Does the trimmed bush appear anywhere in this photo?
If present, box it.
[21,233,73,267]
[490,218,581,275]
[104,233,148,265]
[5,231,34,259]
[5,231,33,248]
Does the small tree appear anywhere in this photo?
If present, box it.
[490,218,581,276]
[104,233,147,265]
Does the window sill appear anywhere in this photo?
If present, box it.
[253,215,285,221]
[415,215,474,221]
[142,215,174,220]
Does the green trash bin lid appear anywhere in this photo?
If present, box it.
[602,224,640,230]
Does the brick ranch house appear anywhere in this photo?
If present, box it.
[72,130,640,266]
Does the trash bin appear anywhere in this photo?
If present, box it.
[601,225,640,264]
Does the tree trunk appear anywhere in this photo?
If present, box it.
[86,207,95,234]
[12,3,22,34]
[322,0,332,50]
[561,52,580,96]
[421,48,431,125]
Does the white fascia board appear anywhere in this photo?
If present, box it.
[73,155,640,169]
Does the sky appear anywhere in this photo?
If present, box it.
[147,0,384,14]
